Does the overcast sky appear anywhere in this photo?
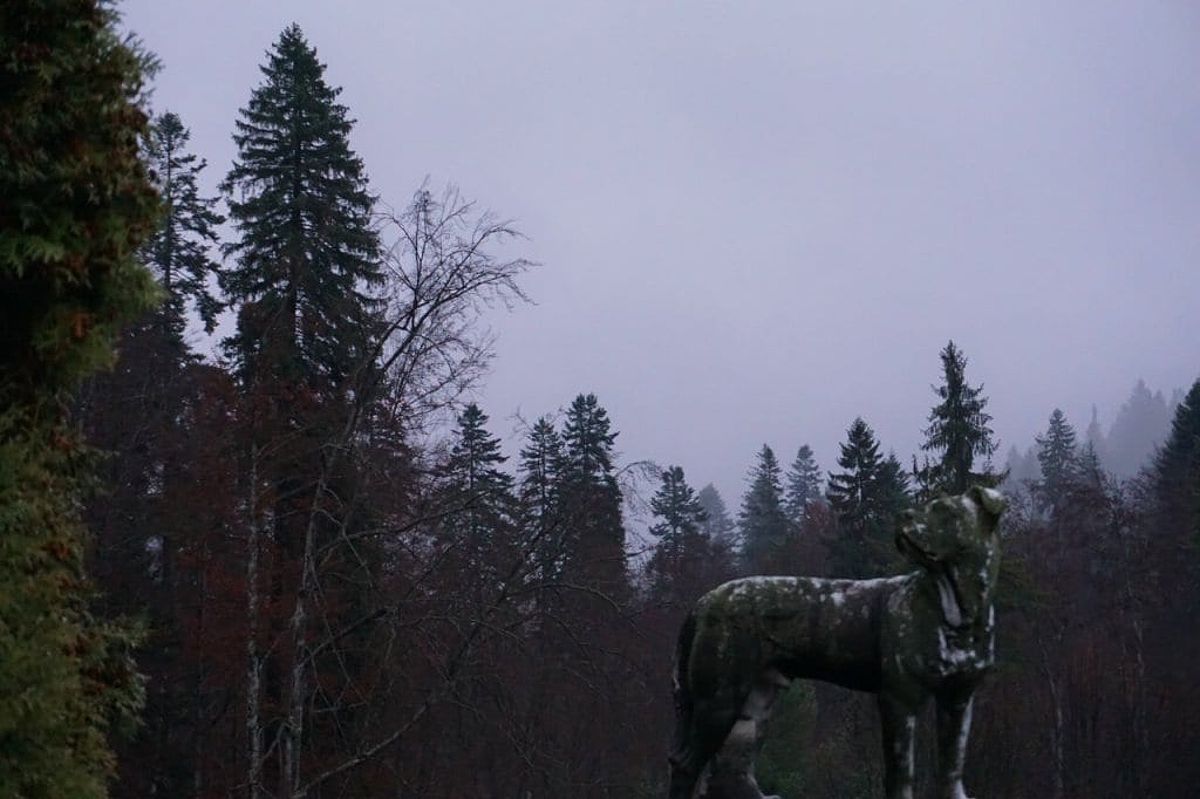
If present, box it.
[122,1,1199,507]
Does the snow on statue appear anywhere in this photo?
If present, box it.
[668,486,1007,799]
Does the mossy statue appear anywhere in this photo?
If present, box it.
[668,486,1006,799]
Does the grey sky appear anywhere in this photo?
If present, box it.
[123,1,1199,506]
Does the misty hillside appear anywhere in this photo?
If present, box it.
[1004,378,1184,486]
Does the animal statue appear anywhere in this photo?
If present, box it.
[667,485,1006,799]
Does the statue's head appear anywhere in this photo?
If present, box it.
[895,486,1006,627]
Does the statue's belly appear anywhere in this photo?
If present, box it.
[703,575,905,694]
[762,607,884,693]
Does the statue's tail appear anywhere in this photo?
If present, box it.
[668,610,698,770]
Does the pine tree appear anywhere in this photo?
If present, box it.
[826,419,907,577]
[518,416,565,594]
[218,28,386,797]
[697,483,737,549]
[1076,441,1106,492]
[1108,379,1175,477]
[1035,408,1078,516]
[519,417,563,526]
[784,444,822,528]
[918,341,998,497]
[875,453,912,553]
[220,24,382,390]
[141,111,223,346]
[827,419,881,527]
[0,2,159,794]
[559,394,626,587]
[1153,380,1200,544]
[442,404,515,550]
[739,445,790,571]
[649,466,708,552]
[646,466,709,599]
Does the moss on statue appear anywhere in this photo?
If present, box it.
[668,486,1007,799]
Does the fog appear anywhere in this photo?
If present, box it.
[124,0,1200,502]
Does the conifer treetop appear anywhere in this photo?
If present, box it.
[650,465,708,545]
[784,443,822,525]
[920,341,998,495]
[220,24,382,388]
[142,110,224,342]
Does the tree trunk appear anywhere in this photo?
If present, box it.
[245,444,263,799]
[1037,633,1066,799]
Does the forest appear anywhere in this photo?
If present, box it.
[2,4,1199,799]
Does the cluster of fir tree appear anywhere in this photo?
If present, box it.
[734,341,1000,581]
[62,20,503,798]
[1005,378,1186,491]
[436,394,626,595]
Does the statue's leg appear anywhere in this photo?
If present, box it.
[669,696,741,799]
[935,691,975,799]
[878,694,918,799]
[702,671,787,799]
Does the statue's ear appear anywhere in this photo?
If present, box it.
[970,485,1006,519]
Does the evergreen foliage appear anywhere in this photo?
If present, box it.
[141,111,223,345]
[519,416,564,578]
[441,404,515,549]
[1108,379,1175,477]
[875,452,913,538]
[646,466,709,598]
[1075,441,1105,491]
[0,2,159,794]
[1035,408,1078,516]
[1153,380,1200,543]
[696,483,737,549]
[220,24,382,389]
[826,419,881,533]
[649,466,708,550]
[784,444,822,528]
[826,419,909,577]
[918,341,998,497]
[739,445,790,570]
[559,394,626,585]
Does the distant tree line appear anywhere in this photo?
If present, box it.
[4,8,1198,798]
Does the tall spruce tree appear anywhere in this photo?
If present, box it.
[219,28,385,797]
[141,111,223,346]
[442,404,515,549]
[826,418,904,577]
[78,108,223,799]
[519,418,563,526]
[1035,408,1079,517]
[649,466,708,554]
[519,417,565,589]
[220,24,382,389]
[1153,380,1200,544]
[875,452,913,553]
[697,483,737,549]
[918,341,998,497]
[559,394,626,587]
[0,2,159,794]
[1076,441,1106,492]
[1108,379,1175,477]
[646,466,710,599]
[784,444,822,528]
[739,445,789,571]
